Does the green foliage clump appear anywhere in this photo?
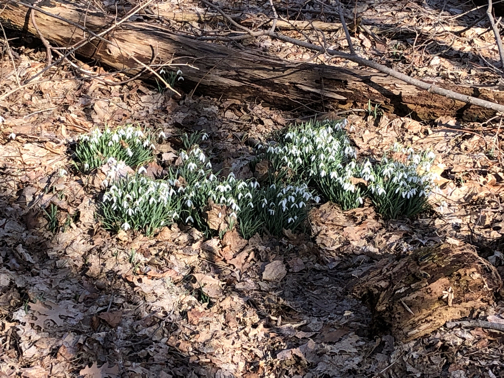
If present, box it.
[101,171,181,236]
[260,119,436,218]
[366,145,436,219]
[74,126,154,172]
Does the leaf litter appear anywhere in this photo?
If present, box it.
[2,1,504,377]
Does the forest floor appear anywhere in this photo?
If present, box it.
[1,0,504,377]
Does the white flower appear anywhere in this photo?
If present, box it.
[159,131,166,139]
[185,216,194,223]
[202,133,209,141]
[102,180,108,187]
[187,162,197,171]
[59,168,67,176]
[176,69,183,76]
[138,166,147,174]
[186,199,193,207]
[122,222,131,231]
[268,209,275,215]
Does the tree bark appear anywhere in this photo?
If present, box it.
[3,0,504,121]
[352,243,502,342]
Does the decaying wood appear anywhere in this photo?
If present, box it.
[2,0,504,120]
[352,243,503,342]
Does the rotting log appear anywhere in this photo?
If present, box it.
[2,0,504,120]
[352,243,503,342]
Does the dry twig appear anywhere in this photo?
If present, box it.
[202,1,504,114]
[486,0,504,69]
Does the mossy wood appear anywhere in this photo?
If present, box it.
[353,243,502,342]
[3,0,504,120]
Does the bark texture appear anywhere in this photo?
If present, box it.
[352,243,502,342]
[2,0,504,120]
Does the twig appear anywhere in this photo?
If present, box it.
[30,0,52,67]
[127,51,181,96]
[0,22,20,87]
[17,1,112,45]
[52,48,157,86]
[486,0,504,68]
[22,0,157,84]
[268,0,278,33]
[268,31,504,114]
[200,1,504,114]
[446,320,504,332]
[336,0,355,55]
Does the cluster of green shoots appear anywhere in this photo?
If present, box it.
[75,121,435,238]
[260,119,436,218]
[74,125,155,172]
[76,128,316,238]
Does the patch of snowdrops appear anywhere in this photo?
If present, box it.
[76,127,316,237]
[74,125,155,172]
[259,119,436,218]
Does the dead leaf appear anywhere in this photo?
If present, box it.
[206,203,229,232]
[287,257,305,273]
[98,310,123,328]
[229,250,249,271]
[79,362,119,378]
[222,229,248,253]
[191,274,223,298]
[262,260,287,282]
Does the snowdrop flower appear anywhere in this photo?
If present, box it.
[187,162,197,171]
[159,131,166,139]
[138,166,147,174]
[186,199,193,207]
[288,217,294,224]
[122,222,131,231]
[202,133,209,141]
[102,180,109,188]
[268,209,275,215]
[177,69,183,76]
[185,215,194,223]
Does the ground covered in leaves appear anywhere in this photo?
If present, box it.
[2,0,504,377]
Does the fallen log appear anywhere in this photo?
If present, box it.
[2,0,504,120]
[352,243,503,342]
